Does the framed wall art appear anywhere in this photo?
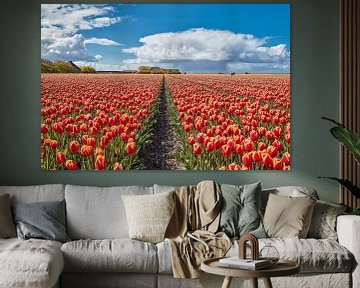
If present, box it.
[41,4,290,170]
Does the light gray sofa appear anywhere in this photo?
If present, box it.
[0,184,359,288]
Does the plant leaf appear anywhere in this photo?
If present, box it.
[321,116,345,127]
[330,126,360,165]
[319,177,360,198]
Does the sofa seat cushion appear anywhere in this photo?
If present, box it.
[229,238,354,273]
[0,238,64,288]
[157,238,353,274]
[62,239,158,273]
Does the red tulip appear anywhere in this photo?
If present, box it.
[90,126,98,136]
[221,144,232,157]
[282,152,290,166]
[56,151,66,165]
[242,153,252,168]
[258,142,267,151]
[192,143,202,155]
[206,141,215,152]
[121,132,128,142]
[273,158,283,170]
[252,151,262,163]
[285,133,291,144]
[250,130,259,142]
[80,145,94,157]
[41,124,48,134]
[267,146,278,157]
[272,140,283,151]
[49,140,58,149]
[65,160,79,170]
[258,127,266,136]
[235,144,243,156]
[228,163,240,170]
[69,141,79,154]
[273,127,282,138]
[265,131,275,141]
[187,135,195,145]
[262,153,273,169]
[244,139,254,152]
[95,155,106,170]
[197,133,205,144]
[80,123,88,132]
[114,162,123,170]
[126,142,136,155]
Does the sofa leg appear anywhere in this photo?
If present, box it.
[251,278,258,288]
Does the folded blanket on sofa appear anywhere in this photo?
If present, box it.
[165,181,231,278]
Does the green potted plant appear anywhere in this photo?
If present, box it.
[320,117,360,215]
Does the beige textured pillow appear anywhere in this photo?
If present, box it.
[122,191,175,243]
[263,193,316,238]
[0,194,17,238]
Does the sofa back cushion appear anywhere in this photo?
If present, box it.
[0,185,65,204]
[261,186,319,213]
[65,185,153,239]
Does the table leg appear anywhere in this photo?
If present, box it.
[221,276,233,288]
[263,277,273,288]
[251,278,258,288]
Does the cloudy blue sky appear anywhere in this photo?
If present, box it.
[41,4,290,73]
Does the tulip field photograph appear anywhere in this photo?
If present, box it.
[41,4,290,170]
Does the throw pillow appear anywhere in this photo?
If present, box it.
[263,193,316,238]
[122,191,175,243]
[12,200,70,243]
[218,182,266,238]
[0,194,16,238]
[307,200,347,240]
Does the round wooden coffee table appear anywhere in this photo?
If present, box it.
[201,257,300,288]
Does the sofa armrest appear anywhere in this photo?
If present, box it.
[337,215,360,288]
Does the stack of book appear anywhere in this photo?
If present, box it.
[218,257,271,270]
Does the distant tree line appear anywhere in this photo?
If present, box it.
[41,59,96,73]
[137,66,181,74]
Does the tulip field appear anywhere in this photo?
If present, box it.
[41,73,290,170]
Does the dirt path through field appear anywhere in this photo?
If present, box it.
[139,76,183,170]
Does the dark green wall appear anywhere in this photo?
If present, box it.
[0,0,340,202]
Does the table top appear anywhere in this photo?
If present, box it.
[201,257,300,278]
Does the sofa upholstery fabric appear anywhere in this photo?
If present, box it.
[157,237,353,274]
[157,273,351,288]
[337,215,360,288]
[65,185,153,239]
[0,238,63,288]
[0,185,65,204]
[61,273,157,288]
[61,239,158,273]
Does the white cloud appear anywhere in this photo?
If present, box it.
[94,55,103,61]
[84,37,122,46]
[123,28,290,73]
[41,4,122,62]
